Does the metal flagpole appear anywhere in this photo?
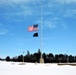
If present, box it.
[23,51,24,62]
[40,0,44,63]
[67,50,69,63]
[40,0,42,59]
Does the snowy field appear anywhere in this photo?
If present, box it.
[0,61,76,75]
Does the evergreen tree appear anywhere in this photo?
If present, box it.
[6,56,10,61]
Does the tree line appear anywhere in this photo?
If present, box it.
[0,49,76,63]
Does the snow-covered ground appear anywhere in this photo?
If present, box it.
[0,61,76,75]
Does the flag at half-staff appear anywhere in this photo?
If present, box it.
[28,24,38,37]
[33,32,38,37]
[28,24,38,32]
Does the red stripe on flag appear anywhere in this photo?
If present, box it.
[28,26,38,32]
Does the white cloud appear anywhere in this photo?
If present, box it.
[46,0,76,5]
[0,0,40,22]
[62,24,68,29]
[0,0,33,3]
[55,0,76,4]
[43,12,54,15]
[54,17,60,20]
[0,32,6,35]
[34,20,56,29]
[0,30,8,35]
[64,9,76,18]
[0,23,8,35]
[44,21,56,29]
[47,1,61,7]
[0,0,40,5]
[4,10,33,18]
[0,23,3,26]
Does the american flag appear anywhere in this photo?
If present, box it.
[28,24,38,32]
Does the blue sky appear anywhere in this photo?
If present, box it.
[0,0,76,58]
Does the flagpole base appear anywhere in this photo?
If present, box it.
[39,58,44,63]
